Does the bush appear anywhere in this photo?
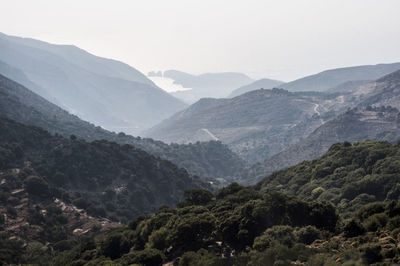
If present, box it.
[24,175,49,196]
[119,248,165,266]
[343,219,365,237]
[363,213,388,231]
[182,189,213,206]
[253,226,296,251]
[295,226,322,245]
[100,233,131,259]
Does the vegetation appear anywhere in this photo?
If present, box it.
[0,116,208,223]
[4,182,400,265]
[1,114,400,264]
[0,73,246,183]
[255,140,400,217]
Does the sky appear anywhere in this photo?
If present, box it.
[1,0,400,82]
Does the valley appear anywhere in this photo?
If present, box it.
[0,10,400,264]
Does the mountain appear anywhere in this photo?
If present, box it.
[281,63,400,92]
[164,70,254,103]
[254,141,400,217]
[0,116,209,222]
[0,73,244,182]
[326,80,371,93]
[0,33,187,134]
[241,70,400,184]
[228,78,283,97]
[242,107,400,184]
[147,88,347,162]
[4,140,400,265]
[358,69,400,109]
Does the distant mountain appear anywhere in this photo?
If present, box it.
[147,88,347,162]
[281,63,400,92]
[0,33,187,134]
[358,69,400,109]
[241,70,400,184]
[228,78,283,97]
[242,107,400,184]
[326,80,371,94]
[164,70,254,103]
[0,73,245,182]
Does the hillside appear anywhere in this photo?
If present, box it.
[242,108,400,184]
[255,141,400,217]
[0,116,209,222]
[241,70,400,184]
[326,80,371,93]
[0,33,186,134]
[164,70,254,103]
[0,73,245,182]
[358,70,400,109]
[147,88,346,162]
[228,78,283,97]
[281,63,400,92]
[5,142,400,265]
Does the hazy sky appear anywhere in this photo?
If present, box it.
[2,0,400,81]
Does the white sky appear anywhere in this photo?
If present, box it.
[1,0,400,81]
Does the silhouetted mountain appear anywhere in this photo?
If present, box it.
[164,70,254,103]
[228,78,283,97]
[147,88,346,162]
[0,73,244,182]
[281,63,400,92]
[0,33,187,134]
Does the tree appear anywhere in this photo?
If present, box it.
[24,176,49,196]
[183,189,213,205]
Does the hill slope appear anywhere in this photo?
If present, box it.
[0,73,245,182]
[242,108,400,184]
[241,70,400,184]
[0,33,186,134]
[147,88,347,162]
[228,78,283,97]
[4,141,400,265]
[281,63,400,92]
[255,141,400,217]
[0,116,209,222]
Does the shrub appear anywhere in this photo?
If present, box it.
[295,226,322,245]
[343,219,365,237]
[119,248,165,266]
[24,175,49,196]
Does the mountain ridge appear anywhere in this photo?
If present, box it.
[0,73,245,182]
[281,62,400,92]
[0,32,187,134]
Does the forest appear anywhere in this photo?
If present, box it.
[1,119,400,265]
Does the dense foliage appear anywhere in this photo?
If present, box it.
[1,183,342,265]
[0,116,208,223]
[5,183,400,265]
[255,140,400,217]
[1,113,400,265]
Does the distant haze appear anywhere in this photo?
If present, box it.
[1,0,400,81]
